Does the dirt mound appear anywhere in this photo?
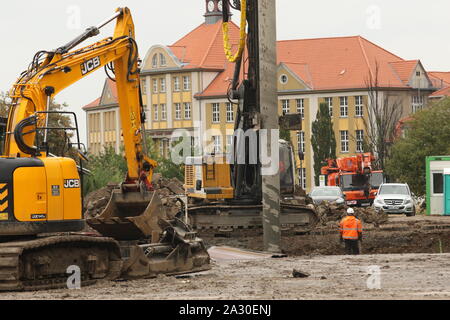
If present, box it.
[314,201,388,227]
[84,174,186,219]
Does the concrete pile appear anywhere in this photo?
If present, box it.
[314,201,388,227]
[84,174,186,219]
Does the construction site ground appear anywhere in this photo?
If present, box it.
[0,215,449,300]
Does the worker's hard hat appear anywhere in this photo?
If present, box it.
[347,208,355,215]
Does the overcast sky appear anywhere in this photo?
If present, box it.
[1,0,450,144]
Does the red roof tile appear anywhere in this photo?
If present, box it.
[428,71,450,88]
[389,60,419,85]
[199,35,417,97]
[169,21,241,70]
[430,86,450,98]
[82,79,117,110]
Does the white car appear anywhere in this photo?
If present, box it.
[373,183,416,216]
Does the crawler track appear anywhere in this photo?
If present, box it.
[185,202,319,234]
[0,235,122,291]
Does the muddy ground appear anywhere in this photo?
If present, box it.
[203,216,450,256]
[0,215,448,300]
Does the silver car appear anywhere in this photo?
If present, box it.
[373,183,415,216]
[310,187,345,205]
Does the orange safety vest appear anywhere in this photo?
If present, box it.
[340,216,363,240]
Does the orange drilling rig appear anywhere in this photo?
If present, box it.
[321,153,384,207]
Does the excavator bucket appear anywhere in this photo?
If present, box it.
[87,190,165,240]
[87,189,211,279]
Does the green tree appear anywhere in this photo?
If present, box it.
[386,98,450,196]
[311,102,337,185]
[44,99,76,157]
[83,137,186,196]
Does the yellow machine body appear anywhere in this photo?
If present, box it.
[185,156,234,200]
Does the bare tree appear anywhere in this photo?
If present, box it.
[361,62,403,170]
[0,92,10,118]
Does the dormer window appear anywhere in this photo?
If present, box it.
[416,71,421,77]
[160,53,167,67]
[152,54,158,68]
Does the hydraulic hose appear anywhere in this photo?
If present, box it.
[13,116,39,156]
[223,0,247,63]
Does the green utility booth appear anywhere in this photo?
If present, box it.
[426,156,450,216]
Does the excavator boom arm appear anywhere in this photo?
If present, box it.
[5,7,155,181]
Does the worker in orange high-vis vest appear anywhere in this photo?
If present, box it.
[340,208,363,255]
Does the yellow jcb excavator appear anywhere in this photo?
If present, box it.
[0,7,209,291]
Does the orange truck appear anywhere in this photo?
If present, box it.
[321,153,384,207]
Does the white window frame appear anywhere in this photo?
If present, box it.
[297,131,305,153]
[226,135,233,153]
[160,104,167,121]
[355,96,364,117]
[356,130,364,153]
[299,168,307,190]
[183,76,191,91]
[340,97,348,118]
[159,53,166,67]
[412,95,424,113]
[174,77,180,91]
[213,136,222,154]
[282,99,290,115]
[212,103,220,123]
[296,99,305,119]
[152,79,158,93]
[184,103,191,120]
[175,103,182,120]
[226,103,234,123]
[152,54,158,68]
[160,78,166,93]
[326,97,333,117]
[340,130,349,153]
[153,105,159,121]
[141,79,147,95]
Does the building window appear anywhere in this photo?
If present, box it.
[297,131,305,153]
[153,105,159,121]
[416,71,421,77]
[184,103,191,120]
[355,96,364,117]
[282,100,290,115]
[183,76,191,91]
[356,130,364,153]
[412,96,424,113]
[141,79,147,95]
[152,54,158,68]
[212,136,222,154]
[299,168,307,190]
[340,130,349,153]
[280,74,288,84]
[226,135,233,153]
[152,79,158,93]
[325,97,333,117]
[174,77,180,91]
[340,97,348,117]
[160,104,167,121]
[296,99,305,119]
[212,103,220,123]
[160,78,166,93]
[159,53,166,67]
[226,103,234,122]
[175,103,182,120]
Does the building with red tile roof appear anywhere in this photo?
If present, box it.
[83,0,441,190]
